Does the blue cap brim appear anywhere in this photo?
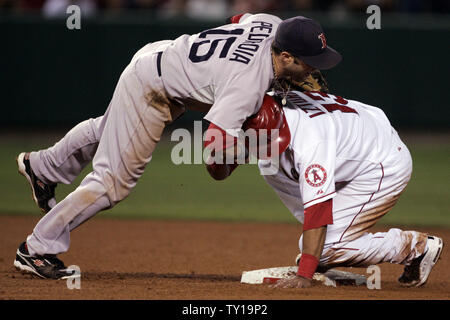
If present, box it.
[298,46,342,70]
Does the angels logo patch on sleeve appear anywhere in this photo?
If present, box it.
[305,164,327,187]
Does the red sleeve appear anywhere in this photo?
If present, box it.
[230,13,245,24]
[204,123,239,180]
[303,199,333,231]
[204,122,237,151]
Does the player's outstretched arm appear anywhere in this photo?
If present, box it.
[272,200,332,288]
[272,226,327,289]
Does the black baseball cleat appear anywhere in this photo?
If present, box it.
[16,152,57,214]
[13,242,77,280]
[398,236,444,287]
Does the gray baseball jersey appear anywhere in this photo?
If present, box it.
[25,13,282,256]
[160,13,282,135]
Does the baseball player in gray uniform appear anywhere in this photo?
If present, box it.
[14,15,342,279]
[206,92,444,288]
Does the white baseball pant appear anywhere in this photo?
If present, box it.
[299,131,428,267]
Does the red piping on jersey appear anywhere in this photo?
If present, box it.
[204,122,237,151]
[303,191,336,206]
[338,163,384,243]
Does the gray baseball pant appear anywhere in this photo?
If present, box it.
[26,41,173,256]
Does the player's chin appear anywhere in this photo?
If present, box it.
[291,69,313,82]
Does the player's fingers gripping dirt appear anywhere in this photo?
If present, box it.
[270,276,312,289]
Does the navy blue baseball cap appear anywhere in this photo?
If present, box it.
[273,16,342,70]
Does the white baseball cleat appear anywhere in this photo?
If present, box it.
[295,253,302,266]
[398,236,444,287]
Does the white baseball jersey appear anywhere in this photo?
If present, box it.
[259,91,424,267]
[261,90,395,216]
[160,13,281,134]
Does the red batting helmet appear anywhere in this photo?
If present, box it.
[242,94,291,158]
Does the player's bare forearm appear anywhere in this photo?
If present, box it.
[302,225,327,259]
[271,225,327,289]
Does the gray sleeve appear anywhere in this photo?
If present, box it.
[204,58,272,136]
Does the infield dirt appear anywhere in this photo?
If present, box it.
[0,215,448,300]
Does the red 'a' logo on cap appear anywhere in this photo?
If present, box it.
[318,33,327,49]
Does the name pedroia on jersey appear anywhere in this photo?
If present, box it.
[229,21,274,65]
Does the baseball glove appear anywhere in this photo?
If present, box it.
[275,70,330,93]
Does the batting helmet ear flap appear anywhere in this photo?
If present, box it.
[242,94,291,159]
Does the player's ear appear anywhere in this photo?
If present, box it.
[280,51,295,66]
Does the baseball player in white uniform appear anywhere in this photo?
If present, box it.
[14,15,343,279]
[206,91,444,288]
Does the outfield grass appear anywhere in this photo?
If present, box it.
[0,131,448,227]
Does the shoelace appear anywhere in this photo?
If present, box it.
[43,255,66,270]
[35,177,57,197]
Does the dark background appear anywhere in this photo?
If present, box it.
[0,1,449,131]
